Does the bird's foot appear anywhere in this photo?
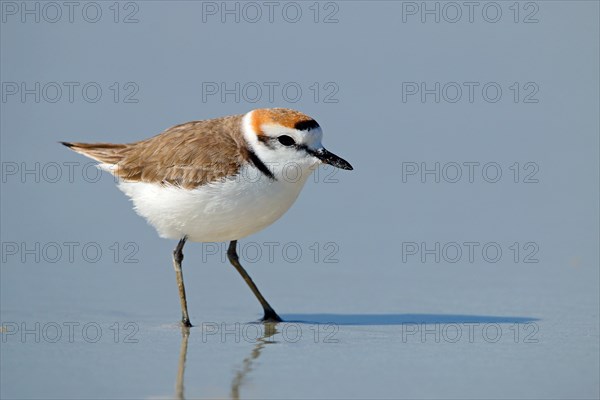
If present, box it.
[261,309,283,323]
[181,318,193,328]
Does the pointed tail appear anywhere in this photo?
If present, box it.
[60,141,127,164]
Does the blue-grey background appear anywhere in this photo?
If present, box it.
[1,1,598,399]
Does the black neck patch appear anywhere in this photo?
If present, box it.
[294,119,320,131]
[247,150,276,181]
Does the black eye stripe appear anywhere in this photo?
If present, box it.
[277,135,296,146]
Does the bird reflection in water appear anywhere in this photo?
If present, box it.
[174,322,279,400]
[230,322,278,400]
[175,326,190,400]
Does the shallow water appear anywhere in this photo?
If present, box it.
[2,255,598,399]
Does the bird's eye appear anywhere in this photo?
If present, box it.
[277,135,296,147]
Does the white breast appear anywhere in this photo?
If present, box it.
[116,163,314,242]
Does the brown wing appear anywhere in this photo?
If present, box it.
[62,114,249,189]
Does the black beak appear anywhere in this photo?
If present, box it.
[309,148,353,170]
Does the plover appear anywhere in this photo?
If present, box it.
[61,108,353,326]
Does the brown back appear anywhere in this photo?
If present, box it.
[62,114,248,189]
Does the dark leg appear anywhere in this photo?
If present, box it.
[227,240,282,322]
[173,237,192,327]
